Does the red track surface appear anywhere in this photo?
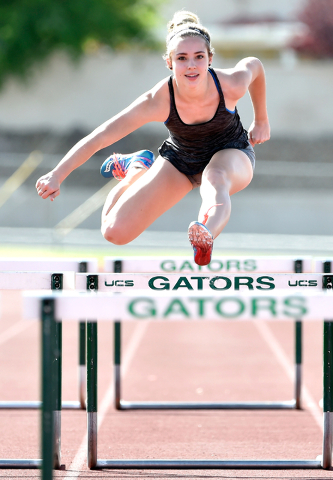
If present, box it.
[0,289,332,478]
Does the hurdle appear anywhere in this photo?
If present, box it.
[0,257,97,410]
[314,258,333,275]
[0,270,75,470]
[103,256,312,410]
[23,284,333,478]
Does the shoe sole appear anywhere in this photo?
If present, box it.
[188,222,213,266]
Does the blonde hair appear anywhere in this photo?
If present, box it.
[163,11,214,63]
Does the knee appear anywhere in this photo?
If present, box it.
[202,167,230,190]
[101,224,130,245]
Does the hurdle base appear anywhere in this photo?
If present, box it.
[95,459,322,469]
[118,399,297,410]
[0,400,82,410]
[0,459,41,468]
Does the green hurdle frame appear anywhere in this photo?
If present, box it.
[86,275,99,469]
[35,284,333,478]
[0,258,92,410]
[111,258,304,410]
[0,273,63,470]
[0,262,92,469]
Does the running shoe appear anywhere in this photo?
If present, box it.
[188,221,214,266]
[100,150,155,180]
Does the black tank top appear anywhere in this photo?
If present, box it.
[158,68,249,176]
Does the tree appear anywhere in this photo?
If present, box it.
[291,0,333,58]
[0,0,163,87]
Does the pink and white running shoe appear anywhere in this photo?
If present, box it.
[188,204,223,266]
[188,222,214,266]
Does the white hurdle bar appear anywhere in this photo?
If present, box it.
[0,257,98,411]
[23,287,333,477]
[103,256,313,411]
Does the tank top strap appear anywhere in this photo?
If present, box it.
[208,68,226,108]
[168,75,174,94]
[165,76,176,124]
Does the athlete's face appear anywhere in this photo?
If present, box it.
[167,36,212,85]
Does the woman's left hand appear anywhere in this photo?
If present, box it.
[248,119,270,146]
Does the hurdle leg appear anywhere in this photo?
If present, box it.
[52,272,80,412]
[78,261,88,410]
[53,321,62,469]
[114,322,121,410]
[79,322,86,409]
[293,259,303,410]
[322,321,333,469]
[87,322,98,469]
[295,321,302,409]
[113,260,122,410]
[41,298,56,480]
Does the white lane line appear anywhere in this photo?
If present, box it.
[254,320,323,431]
[0,319,35,346]
[64,321,149,478]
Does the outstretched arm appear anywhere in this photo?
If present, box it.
[36,80,168,201]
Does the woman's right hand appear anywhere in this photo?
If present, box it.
[36,171,61,201]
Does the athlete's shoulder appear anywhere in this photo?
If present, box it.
[141,76,171,122]
[214,57,262,100]
[147,75,169,94]
[214,57,263,79]
[212,68,244,102]
[213,68,235,88]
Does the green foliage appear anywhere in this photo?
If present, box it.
[0,0,164,87]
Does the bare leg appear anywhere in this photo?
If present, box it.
[101,157,192,245]
[198,149,253,238]
[102,167,146,217]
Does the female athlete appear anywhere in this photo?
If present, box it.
[36,11,270,265]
